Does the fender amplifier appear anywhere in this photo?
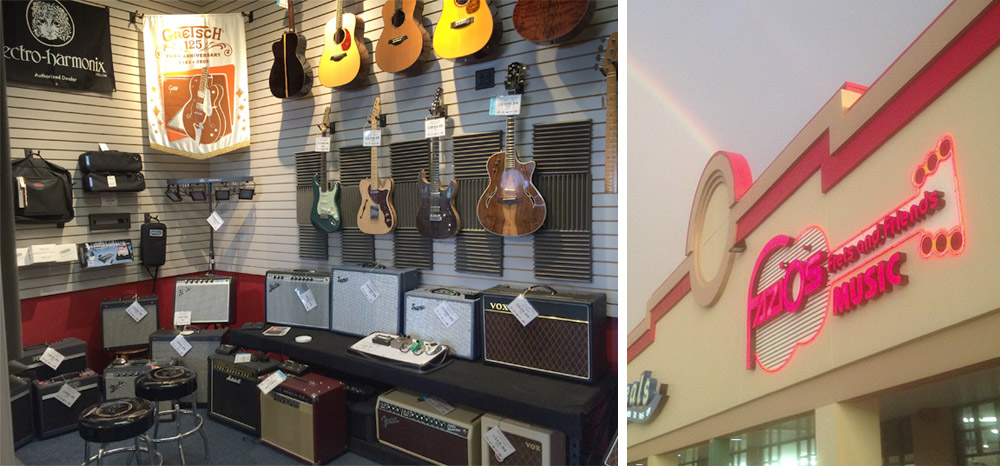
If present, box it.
[377,388,483,466]
[265,270,332,330]
[12,337,88,381]
[480,413,566,466]
[209,354,278,434]
[404,287,482,360]
[481,286,607,383]
[100,295,159,350]
[103,359,175,419]
[32,368,101,438]
[10,375,33,449]
[330,264,419,337]
[174,276,235,323]
[259,372,347,464]
[149,329,227,404]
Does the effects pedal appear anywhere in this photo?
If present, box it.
[278,360,309,376]
[215,344,237,355]
[349,332,449,369]
[242,322,265,330]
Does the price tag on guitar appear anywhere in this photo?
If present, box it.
[425,118,446,138]
[363,130,382,147]
[508,294,539,327]
[489,95,522,116]
[314,136,331,152]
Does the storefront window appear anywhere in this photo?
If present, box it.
[955,398,1000,465]
[881,416,915,466]
[677,443,709,466]
[727,414,816,466]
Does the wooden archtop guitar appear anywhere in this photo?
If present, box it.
[599,32,618,193]
[433,0,497,59]
[311,109,341,233]
[319,0,370,88]
[375,0,430,73]
[476,62,546,236]
[357,98,397,235]
[417,88,460,239]
[269,0,313,99]
[182,65,226,145]
[512,0,595,44]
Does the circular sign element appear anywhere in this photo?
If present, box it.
[26,0,75,48]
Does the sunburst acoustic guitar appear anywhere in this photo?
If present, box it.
[433,0,497,59]
[319,0,370,88]
[375,0,430,73]
[269,0,313,99]
[357,98,397,235]
[417,87,460,239]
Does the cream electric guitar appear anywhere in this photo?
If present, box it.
[357,98,397,235]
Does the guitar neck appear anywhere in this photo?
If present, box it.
[430,135,441,185]
[287,0,295,32]
[504,114,517,169]
[605,72,618,193]
[335,0,343,31]
[370,146,380,187]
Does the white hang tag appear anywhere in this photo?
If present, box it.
[490,95,522,116]
[174,310,192,326]
[361,280,380,303]
[39,347,65,370]
[433,301,460,329]
[424,118,446,138]
[276,0,288,8]
[234,353,251,363]
[425,396,455,415]
[296,286,318,312]
[207,212,224,231]
[508,294,539,327]
[107,175,118,188]
[100,193,117,207]
[314,136,331,152]
[16,177,27,208]
[170,334,192,356]
[258,370,287,395]
[484,427,517,462]
[125,300,148,323]
[98,143,110,151]
[55,384,81,408]
[363,129,382,147]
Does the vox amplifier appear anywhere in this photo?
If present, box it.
[10,375,33,449]
[100,295,159,350]
[103,359,175,419]
[208,353,279,434]
[12,337,89,381]
[481,286,607,383]
[265,270,332,330]
[377,388,483,466]
[260,372,347,464]
[480,413,566,466]
[330,264,419,337]
[149,329,226,404]
[404,287,482,360]
[32,368,101,438]
[174,276,235,323]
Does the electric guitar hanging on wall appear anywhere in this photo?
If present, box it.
[433,0,496,59]
[182,66,226,144]
[312,109,341,233]
[599,32,618,193]
[269,0,313,99]
[319,0,370,88]
[417,88,460,239]
[375,0,430,73]
[357,98,397,235]
[512,0,595,44]
[476,62,546,236]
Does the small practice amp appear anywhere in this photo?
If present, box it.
[265,270,332,330]
[100,295,159,350]
[103,359,175,419]
[12,338,88,381]
[377,388,483,466]
[404,287,482,360]
[174,276,235,323]
[330,264,419,337]
[480,413,566,466]
[149,329,227,405]
[208,353,278,435]
[10,375,33,449]
[259,372,348,464]
[32,369,101,438]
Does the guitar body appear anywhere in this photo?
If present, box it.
[512,0,595,44]
[269,31,313,98]
[357,178,397,235]
[181,73,226,144]
[433,0,495,59]
[311,174,341,233]
[319,13,370,88]
[416,171,460,239]
[476,151,546,236]
[376,0,430,73]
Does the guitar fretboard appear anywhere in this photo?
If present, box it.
[605,72,617,193]
[504,114,517,170]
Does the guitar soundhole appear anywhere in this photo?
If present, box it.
[334,29,345,45]
[392,10,405,28]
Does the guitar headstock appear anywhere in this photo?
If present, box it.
[505,62,526,95]
[319,107,332,136]
[428,87,446,118]
[600,32,617,77]
[369,97,381,131]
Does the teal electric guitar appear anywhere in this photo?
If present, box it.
[311,108,341,233]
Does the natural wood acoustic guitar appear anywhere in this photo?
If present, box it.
[357,98,397,235]
[268,0,312,98]
[375,0,430,73]
[512,0,595,44]
[319,0,370,88]
[416,88,460,239]
[433,0,496,59]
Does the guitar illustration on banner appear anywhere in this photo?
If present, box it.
[319,0,370,88]
[181,66,227,144]
[375,0,430,73]
[599,32,618,193]
[269,0,313,99]
[312,108,341,233]
[417,87,460,239]
[433,0,498,59]
[357,98,397,235]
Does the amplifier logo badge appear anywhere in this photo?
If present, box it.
[226,375,242,384]
[381,414,400,429]
[108,380,125,393]
[268,282,281,293]
[488,302,509,311]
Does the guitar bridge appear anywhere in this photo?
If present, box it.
[389,35,408,45]
[451,17,474,29]
[331,53,347,62]
[369,204,380,219]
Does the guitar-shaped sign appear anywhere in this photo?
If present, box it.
[269,0,313,99]
[319,0,370,88]
[375,0,430,73]
[476,62,547,236]
[416,88,460,239]
[512,0,595,44]
[433,0,496,59]
[357,98,397,235]
[599,32,618,193]
[182,66,226,144]
[311,108,341,233]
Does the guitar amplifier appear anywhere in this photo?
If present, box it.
[480,413,566,466]
[174,276,235,323]
[149,329,227,404]
[10,375,33,449]
[103,359,175,419]
[100,295,159,350]
[377,388,483,466]
[404,287,482,360]
[32,368,101,438]
[330,264,419,337]
[11,337,89,381]
[481,286,607,383]
[265,270,332,330]
[208,353,279,434]
[259,372,347,464]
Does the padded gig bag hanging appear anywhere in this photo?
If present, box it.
[82,172,146,193]
[78,150,143,173]
[11,150,74,226]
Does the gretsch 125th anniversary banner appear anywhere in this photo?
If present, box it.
[143,14,250,159]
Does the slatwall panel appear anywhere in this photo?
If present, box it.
[207,0,618,317]
[452,131,503,275]
[390,139,432,268]
[294,151,327,260]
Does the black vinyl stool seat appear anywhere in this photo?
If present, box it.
[135,366,208,465]
[78,398,162,465]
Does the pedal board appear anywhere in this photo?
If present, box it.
[349,332,449,369]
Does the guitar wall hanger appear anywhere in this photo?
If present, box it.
[129,9,254,26]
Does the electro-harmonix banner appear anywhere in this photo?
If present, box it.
[143,14,250,159]
[2,0,116,92]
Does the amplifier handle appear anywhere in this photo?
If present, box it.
[430,288,461,296]
[117,293,139,300]
[360,261,386,270]
[524,284,558,296]
[23,343,48,351]
[292,269,316,274]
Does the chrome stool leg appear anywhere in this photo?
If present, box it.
[174,400,186,465]
[194,392,208,458]
[145,434,156,465]
[96,443,106,465]
[84,441,90,464]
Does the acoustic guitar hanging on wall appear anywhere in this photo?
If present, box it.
[269,0,313,99]
[433,0,498,59]
[512,0,595,44]
[319,0,371,88]
[375,0,430,73]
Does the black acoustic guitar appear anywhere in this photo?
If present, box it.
[269,0,312,99]
[416,88,460,239]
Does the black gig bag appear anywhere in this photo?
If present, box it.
[11,151,74,226]
[78,150,143,173]
[82,172,146,193]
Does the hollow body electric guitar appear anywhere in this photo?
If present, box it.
[512,0,595,44]
[477,63,546,236]
[311,110,341,233]
[269,0,312,99]
[417,88,460,239]
[319,0,370,88]
[182,66,226,144]
[375,0,430,73]
[433,0,496,59]
[357,98,397,235]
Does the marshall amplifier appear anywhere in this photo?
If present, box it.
[265,270,332,330]
[103,359,175,419]
[10,375,33,449]
[32,369,101,438]
[100,295,159,350]
[481,286,607,383]
[259,372,347,464]
[12,337,89,381]
[149,329,227,405]
[404,287,482,360]
[174,276,235,323]
[330,264,419,337]
[377,388,483,466]
[480,413,566,466]
[208,353,279,434]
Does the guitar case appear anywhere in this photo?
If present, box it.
[82,172,146,193]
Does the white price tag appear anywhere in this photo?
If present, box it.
[170,334,192,356]
[361,280,380,303]
[425,396,455,415]
[484,427,516,462]
[55,384,81,408]
[174,310,192,326]
[107,175,117,188]
[207,212,225,231]
[363,129,382,147]
[314,136,331,152]
[234,353,252,363]
[258,370,287,395]
[125,300,148,323]
[296,287,318,312]
[508,294,539,327]
[100,193,117,207]
[424,118,446,138]
[276,0,288,8]
[433,301,460,329]
[39,347,65,371]
[98,143,110,151]
[490,95,522,116]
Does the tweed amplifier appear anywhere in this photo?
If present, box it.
[330,264,419,337]
[103,359,175,419]
[149,329,227,404]
[100,295,159,350]
[32,368,101,438]
[10,375,33,449]
[265,270,332,330]
[12,337,89,381]
[404,287,482,360]
[174,276,235,323]
[377,388,483,466]
[260,372,347,464]
[480,413,566,465]
[481,285,607,383]
[208,353,279,434]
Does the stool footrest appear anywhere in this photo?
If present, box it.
[142,409,205,444]
[82,445,163,466]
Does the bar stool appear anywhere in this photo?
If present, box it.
[78,398,162,465]
[134,366,209,465]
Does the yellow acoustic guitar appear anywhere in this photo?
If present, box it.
[357,98,397,235]
[433,0,496,59]
[319,0,370,88]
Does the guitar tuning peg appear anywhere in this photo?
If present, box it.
[593,63,600,72]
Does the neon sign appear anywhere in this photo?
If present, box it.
[627,371,667,423]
